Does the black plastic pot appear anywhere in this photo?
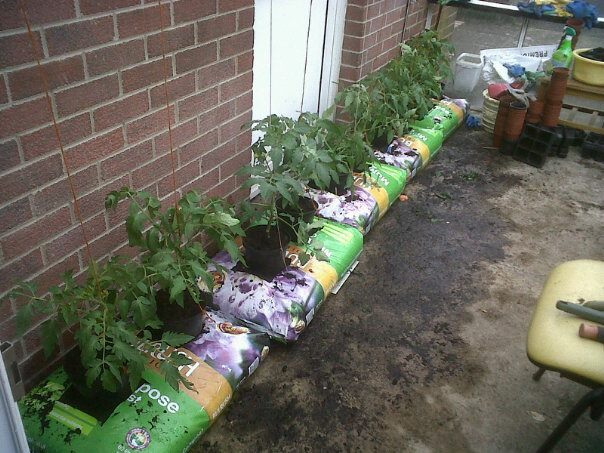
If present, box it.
[276,196,318,224]
[64,347,132,400]
[277,197,319,241]
[372,133,390,151]
[243,224,290,281]
[156,289,209,338]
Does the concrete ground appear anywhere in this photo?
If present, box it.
[195,129,603,452]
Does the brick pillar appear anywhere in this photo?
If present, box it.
[339,0,430,88]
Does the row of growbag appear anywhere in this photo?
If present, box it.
[209,220,363,342]
[313,97,468,234]
[19,97,469,453]
[19,310,269,453]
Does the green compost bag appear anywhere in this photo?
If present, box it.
[412,103,460,139]
[407,128,444,159]
[19,310,269,453]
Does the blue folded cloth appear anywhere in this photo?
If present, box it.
[466,115,481,128]
[504,63,526,78]
[566,0,599,29]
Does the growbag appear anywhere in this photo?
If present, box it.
[19,310,269,453]
[209,221,363,341]
[308,162,407,233]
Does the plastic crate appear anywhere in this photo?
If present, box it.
[581,132,604,162]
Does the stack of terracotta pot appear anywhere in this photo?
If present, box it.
[493,94,528,153]
[526,98,545,124]
[542,67,569,127]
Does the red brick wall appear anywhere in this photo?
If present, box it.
[0,0,254,387]
[340,0,430,87]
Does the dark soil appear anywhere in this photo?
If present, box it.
[196,129,604,452]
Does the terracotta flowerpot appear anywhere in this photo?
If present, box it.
[503,101,527,142]
[493,95,513,148]
[526,99,544,124]
[547,68,569,102]
[542,101,563,127]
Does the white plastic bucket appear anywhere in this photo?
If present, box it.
[453,53,483,95]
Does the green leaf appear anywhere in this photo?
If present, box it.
[41,319,59,357]
[170,277,187,302]
[101,369,119,392]
[161,331,194,347]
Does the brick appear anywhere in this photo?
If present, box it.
[8,55,85,102]
[0,249,44,295]
[238,7,254,30]
[342,35,363,53]
[220,71,252,102]
[122,58,174,93]
[117,4,170,39]
[0,207,72,260]
[149,72,196,108]
[55,75,119,117]
[44,214,106,263]
[235,91,252,115]
[147,24,196,58]
[78,175,129,220]
[46,16,114,56]
[131,153,172,188]
[0,197,32,233]
[179,129,218,165]
[33,253,80,297]
[0,154,63,205]
[0,317,18,343]
[219,0,253,13]
[175,42,217,74]
[236,51,253,74]
[157,160,200,198]
[86,39,146,76]
[100,140,153,180]
[0,97,49,140]
[32,165,99,215]
[0,139,20,172]
[198,59,236,89]
[154,117,198,153]
[80,0,139,15]
[207,174,237,198]
[346,4,366,22]
[174,0,216,24]
[220,148,251,179]
[88,225,128,261]
[199,129,235,169]
[0,0,75,31]
[341,50,362,67]
[20,113,92,161]
[198,13,236,43]
[345,20,365,37]
[198,100,236,135]
[0,32,41,70]
[178,87,218,121]
[219,30,252,59]
[0,77,7,104]
[186,167,218,193]
[125,106,174,144]
[64,128,124,170]
[93,92,149,131]
[106,196,130,227]
[219,111,251,142]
